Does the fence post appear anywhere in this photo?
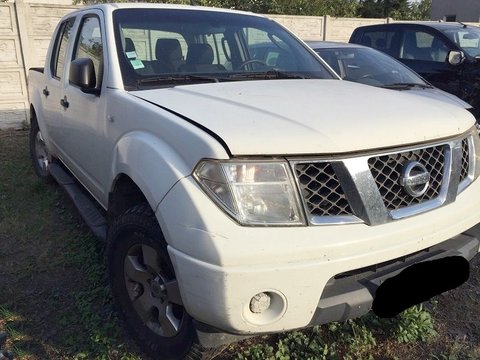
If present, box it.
[14,0,30,79]
[323,15,331,40]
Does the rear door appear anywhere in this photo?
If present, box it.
[43,17,76,154]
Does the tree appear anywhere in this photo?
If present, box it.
[74,0,430,20]
[358,0,431,19]
[408,0,432,20]
[74,0,359,17]
[358,0,384,18]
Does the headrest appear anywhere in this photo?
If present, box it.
[156,38,182,62]
[375,38,386,49]
[125,37,136,53]
[361,36,372,47]
[186,44,214,65]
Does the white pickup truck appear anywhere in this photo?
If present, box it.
[28,3,480,359]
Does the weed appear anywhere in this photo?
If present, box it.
[236,328,337,360]
[394,305,437,343]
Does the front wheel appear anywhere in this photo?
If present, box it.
[107,204,205,360]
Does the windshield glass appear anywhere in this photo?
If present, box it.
[314,46,426,87]
[441,26,480,57]
[113,8,333,89]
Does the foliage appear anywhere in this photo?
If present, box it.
[393,305,437,343]
[236,304,438,360]
[358,0,431,19]
[236,327,337,360]
[73,0,431,20]
[409,0,432,20]
[0,132,142,359]
[327,320,376,360]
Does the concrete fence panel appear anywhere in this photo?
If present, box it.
[326,17,388,41]
[270,14,325,40]
[0,2,28,129]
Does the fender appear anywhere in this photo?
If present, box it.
[111,130,194,213]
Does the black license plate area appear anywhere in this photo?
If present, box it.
[372,256,470,317]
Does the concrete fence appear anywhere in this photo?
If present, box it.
[1,0,77,128]
[0,1,459,129]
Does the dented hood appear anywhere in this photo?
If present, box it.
[132,79,475,155]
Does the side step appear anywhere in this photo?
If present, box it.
[49,163,107,241]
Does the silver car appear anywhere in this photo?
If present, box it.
[307,41,472,110]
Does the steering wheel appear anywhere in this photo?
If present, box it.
[359,74,375,80]
[238,59,268,70]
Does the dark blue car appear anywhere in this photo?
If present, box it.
[350,22,480,118]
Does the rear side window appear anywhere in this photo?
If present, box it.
[51,18,75,79]
[73,16,104,89]
[360,31,397,56]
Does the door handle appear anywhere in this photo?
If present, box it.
[42,87,49,97]
[60,96,69,109]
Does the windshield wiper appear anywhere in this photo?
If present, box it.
[229,70,308,80]
[381,83,433,90]
[137,74,222,86]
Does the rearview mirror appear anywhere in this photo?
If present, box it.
[69,58,99,95]
[448,50,465,66]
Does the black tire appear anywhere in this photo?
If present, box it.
[29,117,52,181]
[107,204,206,360]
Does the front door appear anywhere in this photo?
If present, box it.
[398,29,461,97]
[59,12,108,202]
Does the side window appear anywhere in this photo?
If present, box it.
[243,28,294,69]
[400,31,450,63]
[73,16,103,89]
[361,31,397,57]
[50,18,75,79]
[205,33,231,66]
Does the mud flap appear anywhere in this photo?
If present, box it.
[372,256,470,318]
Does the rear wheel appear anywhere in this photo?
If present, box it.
[107,204,207,359]
[29,118,51,180]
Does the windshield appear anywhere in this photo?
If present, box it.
[314,46,427,87]
[441,26,480,57]
[113,8,333,89]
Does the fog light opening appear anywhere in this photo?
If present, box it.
[249,292,271,314]
[243,290,287,326]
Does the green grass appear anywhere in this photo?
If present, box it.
[0,130,142,359]
[0,129,479,360]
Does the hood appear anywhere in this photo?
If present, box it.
[407,87,473,109]
[132,80,475,155]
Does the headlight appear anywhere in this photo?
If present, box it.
[194,160,305,226]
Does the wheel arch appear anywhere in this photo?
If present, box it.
[29,104,36,123]
[108,131,193,225]
[108,173,150,224]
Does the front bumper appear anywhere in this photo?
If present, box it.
[157,175,480,336]
[308,233,478,326]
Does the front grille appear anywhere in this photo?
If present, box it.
[368,145,446,211]
[291,134,474,225]
[460,138,469,183]
[295,162,352,217]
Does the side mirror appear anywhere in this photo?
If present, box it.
[69,58,99,94]
[448,50,465,66]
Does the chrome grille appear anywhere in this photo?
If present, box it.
[295,162,352,217]
[368,145,446,211]
[460,138,469,183]
[291,131,476,226]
